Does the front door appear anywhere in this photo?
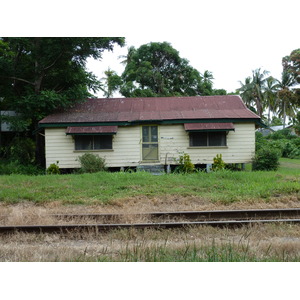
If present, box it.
[142,126,159,161]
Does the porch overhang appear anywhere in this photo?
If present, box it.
[184,122,235,132]
[66,126,118,135]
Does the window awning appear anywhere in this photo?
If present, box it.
[184,123,235,132]
[66,126,118,135]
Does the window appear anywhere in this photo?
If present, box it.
[189,132,226,147]
[75,135,112,150]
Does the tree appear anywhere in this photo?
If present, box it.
[100,68,123,98]
[237,76,254,109]
[119,42,213,97]
[251,68,269,118]
[282,48,300,107]
[237,69,270,118]
[283,48,300,84]
[0,37,125,164]
[275,71,297,128]
[263,76,278,125]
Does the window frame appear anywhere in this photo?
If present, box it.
[189,131,228,148]
[74,134,113,151]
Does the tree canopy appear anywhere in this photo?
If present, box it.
[0,37,125,125]
[237,51,300,127]
[118,42,214,97]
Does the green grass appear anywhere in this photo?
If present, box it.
[0,160,299,204]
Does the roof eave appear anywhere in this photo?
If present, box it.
[38,118,263,128]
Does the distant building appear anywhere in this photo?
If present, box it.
[257,125,296,136]
[0,111,17,132]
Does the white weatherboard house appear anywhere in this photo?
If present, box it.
[38,96,264,171]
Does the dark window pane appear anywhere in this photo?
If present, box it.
[151,126,158,142]
[209,132,226,146]
[190,133,207,146]
[142,126,149,142]
[75,135,112,150]
[75,136,93,150]
[189,132,226,147]
[94,136,112,149]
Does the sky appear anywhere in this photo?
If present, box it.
[84,0,300,97]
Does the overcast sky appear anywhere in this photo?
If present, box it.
[84,0,299,97]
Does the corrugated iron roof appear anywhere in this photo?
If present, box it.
[184,123,235,131]
[66,126,118,135]
[39,96,260,125]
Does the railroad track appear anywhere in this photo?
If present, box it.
[1,208,300,234]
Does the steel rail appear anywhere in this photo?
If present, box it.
[51,208,300,221]
[1,218,300,234]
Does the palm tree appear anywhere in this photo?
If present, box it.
[251,68,269,118]
[237,69,269,118]
[237,76,254,109]
[118,46,136,66]
[202,70,214,85]
[275,71,297,128]
[263,76,278,125]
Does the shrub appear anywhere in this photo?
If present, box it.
[252,148,280,171]
[77,153,107,173]
[212,154,225,171]
[47,161,60,175]
[175,153,195,173]
[8,137,35,164]
[0,160,43,175]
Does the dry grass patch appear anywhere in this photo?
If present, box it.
[0,193,299,226]
[1,223,300,261]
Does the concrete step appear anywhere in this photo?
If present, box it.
[137,164,165,174]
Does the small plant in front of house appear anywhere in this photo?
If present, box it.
[175,153,195,173]
[77,153,107,173]
[212,154,225,171]
[47,161,60,175]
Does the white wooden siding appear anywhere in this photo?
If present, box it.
[45,123,255,168]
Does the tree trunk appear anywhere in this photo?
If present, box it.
[35,126,45,168]
[283,100,286,129]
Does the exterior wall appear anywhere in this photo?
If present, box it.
[45,123,255,168]
[159,123,255,165]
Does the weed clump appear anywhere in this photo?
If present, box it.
[46,161,60,175]
[175,153,195,173]
[212,154,225,171]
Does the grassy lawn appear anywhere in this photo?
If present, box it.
[0,159,299,205]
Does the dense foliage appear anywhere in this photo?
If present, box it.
[0,37,124,122]
[256,129,300,160]
[105,42,218,97]
[237,48,300,127]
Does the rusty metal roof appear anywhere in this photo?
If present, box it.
[184,123,235,131]
[66,126,118,135]
[39,96,260,125]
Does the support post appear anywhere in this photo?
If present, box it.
[206,164,212,173]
